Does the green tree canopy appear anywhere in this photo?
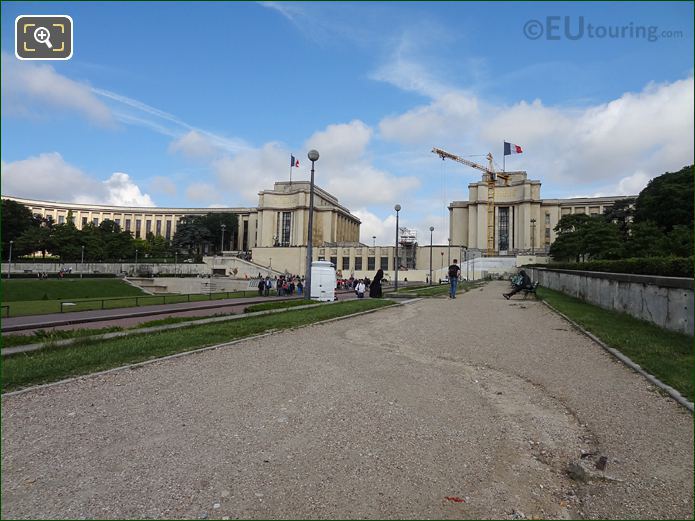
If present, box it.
[634,165,694,232]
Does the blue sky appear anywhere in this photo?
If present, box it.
[2,1,693,245]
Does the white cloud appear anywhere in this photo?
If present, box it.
[169,130,219,159]
[303,120,421,207]
[1,51,113,125]
[379,76,694,198]
[379,91,480,144]
[185,182,220,203]
[149,176,178,196]
[1,153,154,206]
[212,142,289,205]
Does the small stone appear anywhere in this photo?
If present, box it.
[198,513,208,520]
[213,503,220,509]
[567,462,587,482]
[255,493,264,497]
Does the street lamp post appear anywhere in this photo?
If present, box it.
[135,249,138,274]
[440,251,444,280]
[175,252,178,275]
[7,240,13,279]
[447,237,451,266]
[530,218,537,254]
[305,149,319,300]
[394,204,401,292]
[220,223,226,253]
[464,247,469,280]
[80,245,85,279]
[429,226,434,286]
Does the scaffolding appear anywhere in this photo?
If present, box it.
[398,227,417,269]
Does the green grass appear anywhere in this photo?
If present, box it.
[244,299,311,313]
[538,287,694,401]
[1,279,145,302]
[388,281,477,297]
[1,299,396,392]
[2,290,260,317]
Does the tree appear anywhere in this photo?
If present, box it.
[626,221,667,257]
[603,197,635,242]
[634,165,694,232]
[2,199,36,259]
[172,215,212,256]
[549,214,622,262]
[48,217,82,261]
[15,225,53,259]
[201,213,238,253]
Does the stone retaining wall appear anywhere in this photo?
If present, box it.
[527,268,694,336]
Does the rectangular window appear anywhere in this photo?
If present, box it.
[380,257,389,270]
[115,218,121,227]
[330,256,337,267]
[367,257,375,270]
[58,215,65,224]
[342,256,350,270]
[125,219,132,231]
[281,212,291,246]
[545,213,550,225]
[355,257,362,271]
[92,217,99,225]
[82,217,88,226]
[166,221,172,239]
[136,220,142,237]
[156,220,162,236]
[498,207,509,251]
[242,221,249,251]
[146,220,152,234]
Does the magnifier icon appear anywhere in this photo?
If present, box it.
[33,26,53,49]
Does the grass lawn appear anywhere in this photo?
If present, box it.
[2,288,259,317]
[2,299,396,392]
[538,287,694,401]
[387,281,477,297]
[244,299,311,313]
[1,279,145,301]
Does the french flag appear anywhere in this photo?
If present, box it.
[504,142,523,155]
[290,155,299,168]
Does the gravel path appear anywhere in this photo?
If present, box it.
[2,281,692,519]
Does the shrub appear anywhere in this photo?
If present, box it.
[526,257,693,278]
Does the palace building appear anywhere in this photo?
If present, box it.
[7,181,361,252]
[4,174,634,278]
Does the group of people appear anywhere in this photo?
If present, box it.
[257,275,304,297]
[353,268,385,298]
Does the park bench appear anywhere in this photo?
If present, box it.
[522,281,540,299]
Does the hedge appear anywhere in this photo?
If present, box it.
[526,257,693,278]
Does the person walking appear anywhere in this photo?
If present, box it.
[257,278,265,296]
[369,268,384,298]
[448,259,461,299]
[355,279,366,298]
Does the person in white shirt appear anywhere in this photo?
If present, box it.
[355,280,366,298]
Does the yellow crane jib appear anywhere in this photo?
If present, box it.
[431,146,517,256]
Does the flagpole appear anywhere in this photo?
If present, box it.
[289,156,293,186]
[503,141,506,173]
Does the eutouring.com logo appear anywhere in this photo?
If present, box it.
[523,16,684,42]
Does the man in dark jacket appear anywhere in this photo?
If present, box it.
[503,270,532,299]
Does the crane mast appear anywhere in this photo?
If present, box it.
[432,147,520,256]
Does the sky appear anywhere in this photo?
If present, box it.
[2,1,693,246]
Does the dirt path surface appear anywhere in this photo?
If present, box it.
[2,282,692,519]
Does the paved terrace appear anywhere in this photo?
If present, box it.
[1,282,692,519]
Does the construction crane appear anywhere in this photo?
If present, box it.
[432,147,523,256]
